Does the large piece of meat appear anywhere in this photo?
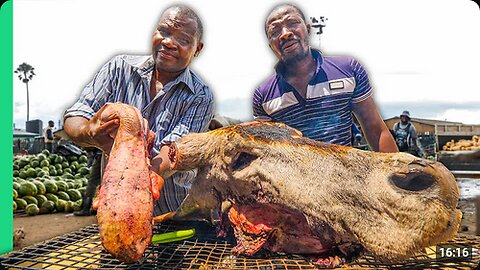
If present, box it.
[90,103,163,263]
[160,122,461,263]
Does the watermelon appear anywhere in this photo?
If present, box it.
[56,199,67,212]
[54,156,63,164]
[18,170,28,179]
[74,180,83,189]
[32,180,46,195]
[73,199,83,211]
[15,198,28,210]
[19,182,38,196]
[26,168,37,178]
[79,155,88,163]
[44,180,58,194]
[77,187,87,197]
[67,182,75,189]
[49,153,58,162]
[37,153,47,161]
[40,159,50,168]
[37,170,49,178]
[22,195,38,206]
[30,160,40,168]
[56,181,68,192]
[40,201,56,214]
[78,167,90,176]
[18,158,29,168]
[25,204,40,216]
[55,164,62,171]
[35,194,48,207]
[63,172,74,179]
[67,189,82,201]
[45,193,59,204]
[64,201,75,213]
[13,182,21,192]
[56,191,70,201]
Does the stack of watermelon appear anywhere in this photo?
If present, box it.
[13,149,92,216]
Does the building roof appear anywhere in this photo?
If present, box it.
[13,130,39,138]
[384,116,463,126]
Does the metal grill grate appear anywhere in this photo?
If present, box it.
[1,221,479,269]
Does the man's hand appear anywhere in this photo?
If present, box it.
[64,103,120,153]
[151,145,176,180]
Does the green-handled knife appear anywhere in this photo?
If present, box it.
[151,228,196,244]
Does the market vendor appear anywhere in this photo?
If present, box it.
[392,110,422,157]
[63,5,214,215]
[253,4,397,152]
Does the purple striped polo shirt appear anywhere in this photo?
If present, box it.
[253,49,372,146]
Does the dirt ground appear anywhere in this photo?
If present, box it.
[13,213,97,250]
[458,199,478,235]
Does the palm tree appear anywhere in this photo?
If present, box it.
[14,62,36,121]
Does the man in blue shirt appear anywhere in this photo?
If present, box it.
[64,5,214,215]
[253,4,397,152]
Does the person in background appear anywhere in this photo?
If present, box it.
[252,3,397,153]
[393,110,421,157]
[43,120,55,153]
[74,149,102,216]
[351,123,363,147]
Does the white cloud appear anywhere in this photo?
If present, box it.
[433,109,480,125]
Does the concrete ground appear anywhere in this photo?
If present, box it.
[13,213,97,250]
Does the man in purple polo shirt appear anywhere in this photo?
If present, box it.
[253,4,398,152]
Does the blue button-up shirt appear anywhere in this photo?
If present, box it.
[64,54,215,215]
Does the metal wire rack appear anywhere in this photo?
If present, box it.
[1,221,479,269]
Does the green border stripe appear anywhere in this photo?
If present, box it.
[0,0,13,255]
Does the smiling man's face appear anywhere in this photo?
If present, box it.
[151,8,202,74]
[266,6,311,64]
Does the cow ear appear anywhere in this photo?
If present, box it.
[231,152,257,171]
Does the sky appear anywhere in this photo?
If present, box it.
[13,0,480,129]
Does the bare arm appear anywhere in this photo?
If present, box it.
[64,104,119,152]
[352,96,398,153]
[151,145,175,180]
[64,116,97,148]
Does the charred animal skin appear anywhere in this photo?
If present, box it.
[94,103,158,263]
[166,122,461,262]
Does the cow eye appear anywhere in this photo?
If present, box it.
[231,152,257,171]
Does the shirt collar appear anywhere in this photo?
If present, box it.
[135,55,199,93]
[274,48,324,79]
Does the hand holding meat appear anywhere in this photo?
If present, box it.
[90,103,164,263]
